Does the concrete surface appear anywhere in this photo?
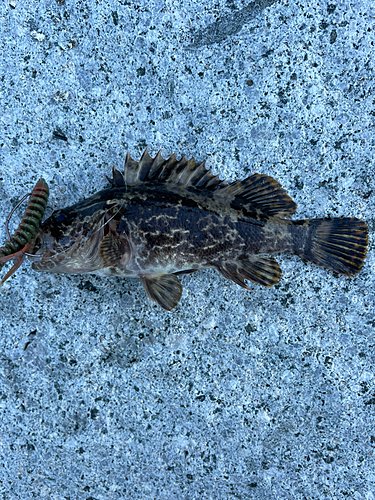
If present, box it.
[0,0,374,498]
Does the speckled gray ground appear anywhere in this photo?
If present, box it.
[0,0,374,499]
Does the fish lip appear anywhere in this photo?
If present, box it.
[24,231,46,262]
[26,253,43,262]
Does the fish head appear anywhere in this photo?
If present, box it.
[29,200,128,274]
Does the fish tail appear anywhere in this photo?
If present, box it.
[294,217,368,277]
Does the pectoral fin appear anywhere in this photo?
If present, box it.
[217,257,281,288]
[99,233,129,267]
[140,273,183,311]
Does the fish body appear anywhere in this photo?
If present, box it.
[28,149,368,310]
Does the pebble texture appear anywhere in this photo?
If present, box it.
[0,0,374,498]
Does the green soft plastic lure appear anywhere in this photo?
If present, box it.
[0,178,49,285]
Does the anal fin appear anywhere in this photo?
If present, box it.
[140,274,182,311]
[217,257,281,288]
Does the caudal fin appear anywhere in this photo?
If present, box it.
[297,217,368,277]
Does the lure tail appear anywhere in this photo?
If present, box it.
[0,178,49,285]
[294,217,368,276]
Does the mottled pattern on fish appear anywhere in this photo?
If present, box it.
[29,149,368,310]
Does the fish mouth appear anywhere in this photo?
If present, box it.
[30,222,106,274]
[29,200,126,274]
[26,230,60,263]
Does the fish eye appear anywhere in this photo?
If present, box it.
[53,210,69,222]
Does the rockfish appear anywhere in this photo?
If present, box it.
[1,149,368,310]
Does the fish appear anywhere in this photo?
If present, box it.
[1,149,368,310]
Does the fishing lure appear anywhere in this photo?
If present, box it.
[0,178,49,285]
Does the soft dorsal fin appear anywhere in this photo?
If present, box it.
[107,148,226,191]
[216,173,297,217]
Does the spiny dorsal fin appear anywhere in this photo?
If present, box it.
[107,150,296,218]
[107,147,226,191]
[217,173,297,218]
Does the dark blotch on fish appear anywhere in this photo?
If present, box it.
[29,149,368,310]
